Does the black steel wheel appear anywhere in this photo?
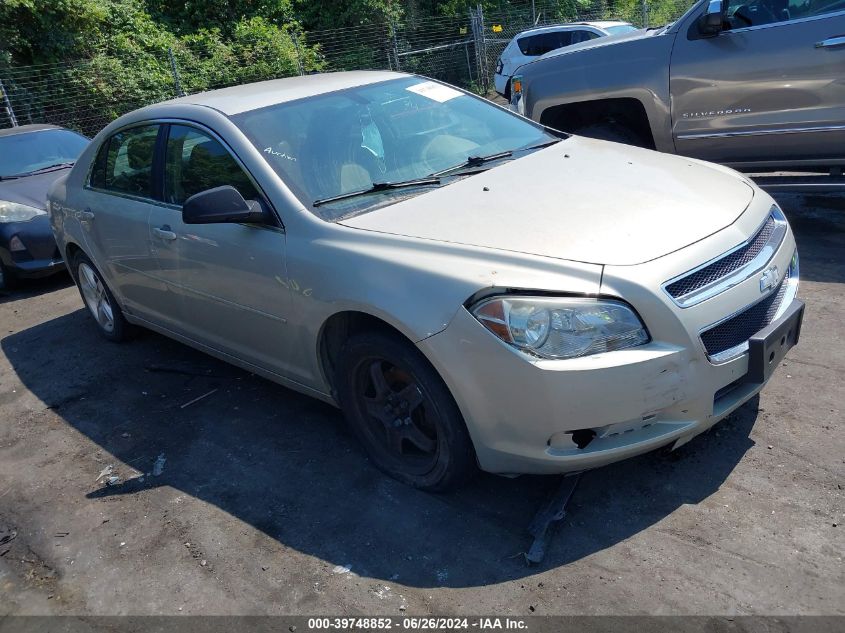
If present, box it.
[335,330,476,491]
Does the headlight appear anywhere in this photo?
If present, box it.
[0,201,46,223]
[471,296,649,360]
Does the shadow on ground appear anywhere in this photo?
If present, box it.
[775,193,845,284]
[1,306,758,589]
[0,271,73,305]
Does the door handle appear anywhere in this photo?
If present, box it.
[153,226,177,241]
[815,36,845,48]
[78,208,95,221]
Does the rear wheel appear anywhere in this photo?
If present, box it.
[72,252,132,342]
[335,331,476,491]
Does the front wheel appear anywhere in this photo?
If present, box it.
[335,331,477,491]
[72,252,133,342]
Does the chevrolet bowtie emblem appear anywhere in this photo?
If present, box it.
[759,265,779,293]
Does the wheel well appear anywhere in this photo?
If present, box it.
[64,242,82,279]
[319,311,412,397]
[539,98,656,149]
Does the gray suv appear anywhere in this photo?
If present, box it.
[511,0,845,173]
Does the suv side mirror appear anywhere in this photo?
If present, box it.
[182,185,266,225]
[698,0,724,35]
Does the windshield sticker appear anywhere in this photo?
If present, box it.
[406,81,462,103]
[264,146,297,161]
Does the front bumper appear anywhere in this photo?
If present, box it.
[418,205,800,476]
[0,215,65,278]
[493,72,508,96]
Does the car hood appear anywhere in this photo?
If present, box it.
[0,168,72,210]
[339,137,754,266]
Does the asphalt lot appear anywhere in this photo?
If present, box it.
[0,192,842,616]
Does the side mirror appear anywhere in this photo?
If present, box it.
[698,0,724,35]
[182,185,266,225]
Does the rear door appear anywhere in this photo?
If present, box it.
[80,123,165,319]
[670,2,845,166]
[148,122,296,376]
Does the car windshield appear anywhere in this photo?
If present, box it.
[232,76,557,220]
[0,129,89,178]
[605,24,637,34]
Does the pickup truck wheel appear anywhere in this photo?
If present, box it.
[335,331,477,492]
[575,121,646,147]
[72,252,133,342]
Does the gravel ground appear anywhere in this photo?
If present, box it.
[0,193,842,616]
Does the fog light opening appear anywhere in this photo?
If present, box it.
[568,428,597,450]
[9,235,26,253]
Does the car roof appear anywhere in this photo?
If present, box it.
[0,123,64,138]
[160,70,407,116]
[514,20,630,37]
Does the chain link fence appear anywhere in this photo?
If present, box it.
[0,0,694,138]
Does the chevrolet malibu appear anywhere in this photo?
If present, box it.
[47,71,803,491]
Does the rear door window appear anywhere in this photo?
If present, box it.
[89,125,159,199]
[571,30,600,43]
[517,31,574,56]
[163,125,259,205]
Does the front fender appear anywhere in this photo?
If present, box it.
[524,33,678,153]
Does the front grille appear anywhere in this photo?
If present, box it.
[667,215,776,299]
[700,268,790,357]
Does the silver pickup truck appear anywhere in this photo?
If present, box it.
[510,0,845,174]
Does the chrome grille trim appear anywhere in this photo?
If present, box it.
[663,206,788,308]
[700,250,799,364]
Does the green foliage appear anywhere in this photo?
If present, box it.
[146,0,295,37]
[0,0,692,134]
[0,0,322,134]
[293,0,402,30]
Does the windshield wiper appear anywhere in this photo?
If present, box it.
[522,138,562,151]
[431,150,514,177]
[17,162,75,177]
[312,177,441,207]
[431,140,562,179]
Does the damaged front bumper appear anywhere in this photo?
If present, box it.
[417,229,800,476]
[419,306,770,475]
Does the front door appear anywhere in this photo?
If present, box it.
[671,2,845,166]
[150,123,295,377]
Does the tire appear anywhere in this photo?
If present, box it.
[335,330,477,492]
[0,261,17,292]
[71,251,133,342]
[575,121,647,147]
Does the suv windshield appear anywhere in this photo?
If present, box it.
[232,76,557,219]
[0,129,89,178]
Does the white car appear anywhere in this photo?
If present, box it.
[494,21,637,98]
